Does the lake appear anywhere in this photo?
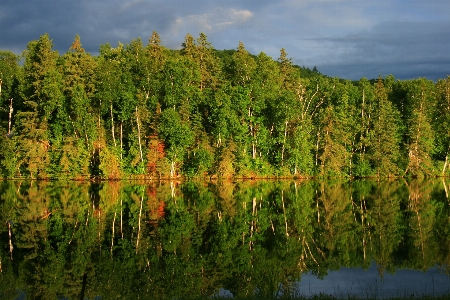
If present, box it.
[0,179,449,299]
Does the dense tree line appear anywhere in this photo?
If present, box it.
[0,32,449,179]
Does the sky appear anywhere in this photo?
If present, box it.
[1,0,449,81]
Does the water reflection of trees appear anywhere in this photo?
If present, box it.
[0,179,449,299]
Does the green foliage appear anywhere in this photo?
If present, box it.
[369,77,402,177]
[99,145,122,179]
[0,33,449,179]
[53,137,91,179]
[158,109,195,158]
[0,130,20,178]
[183,147,214,178]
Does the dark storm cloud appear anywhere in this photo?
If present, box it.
[0,1,75,52]
[0,0,268,53]
[0,0,180,53]
[312,20,450,80]
[0,0,449,80]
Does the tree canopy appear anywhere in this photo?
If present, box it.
[0,32,449,179]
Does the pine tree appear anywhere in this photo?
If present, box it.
[61,35,98,177]
[0,51,20,177]
[316,105,347,176]
[404,79,436,177]
[330,81,359,176]
[434,76,450,175]
[229,42,260,161]
[18,33,64,178]
[369,76,401,177]
[354,78,376,176]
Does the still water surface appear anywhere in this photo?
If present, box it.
[0,179,450,299]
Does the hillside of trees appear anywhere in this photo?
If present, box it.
[0,32,449,180]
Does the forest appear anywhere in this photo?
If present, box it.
[0,32,449,180]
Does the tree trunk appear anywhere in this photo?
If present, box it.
[281,190,289,237]
[8,220,13,260]
[111,211,116,256]
[8,98,13,136]
[281,120,288,165]
[111,103,116,147]
[136,195,143,254]
[315,128,321,167]
[442,177,449,199]
[442,146,450,176]
[120,122,123,160]
[66,115,78,138]
[170,160,176,178]
[136,107,143,164]
[217,133,222,147]
[443,155,448,176]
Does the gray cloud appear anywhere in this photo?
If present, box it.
[0,0,180,53]
[1,0,449,80]
[307,20,450,80]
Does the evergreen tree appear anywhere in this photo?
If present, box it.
[60,35,97,178]
[316,105,347,176]
[0,33,448,179]
[229,42,259,164]
[332,81,360,176]
[144,31,167,116]
[404,79,436,177]
[0,51,20,177]
[434,76,450,175]
[354,78,376,176]
[369,76,401,177]
[18,33,64,178]
[158,109,194,177]
[0,51,19,134]
[123,38,148,173]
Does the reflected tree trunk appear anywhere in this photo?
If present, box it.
[79,273,88,300]
[111,210,116,256]
[8,221,13,260]
[68,220,78,245]
[282,190,289,237]
[136,195,143,253]
[442,177,449,200]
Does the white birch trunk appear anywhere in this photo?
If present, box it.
[111,103,116,147]
[136,106,143,163]
[136,195,143,253]
[8,98,13,136]
[281,120,288,164]
[120,122,123,160]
